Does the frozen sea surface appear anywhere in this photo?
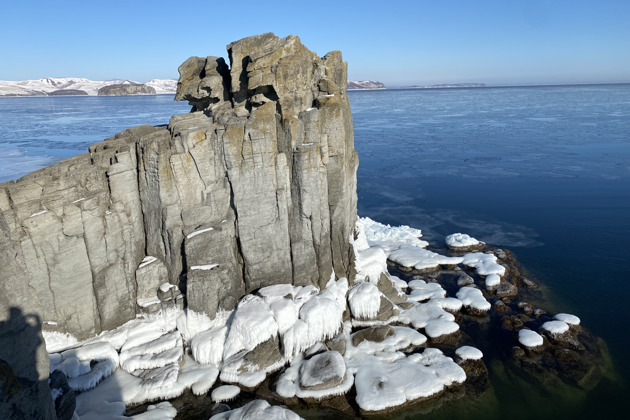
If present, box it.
[1,86,629,419]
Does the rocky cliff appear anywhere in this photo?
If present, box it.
[0,33,357,341]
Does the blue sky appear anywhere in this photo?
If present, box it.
[2,0,629,86]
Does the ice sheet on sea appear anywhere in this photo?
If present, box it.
[554,313,581,325]
[357,217,429,253]
[222,295,278,360]
[407,280,446,301]
[540,320,570,335]
[210,399,303,420]
[456,286,491,312]
[518,329,544,347]
[348,282,382,319]
[389,246,464,270]
[351,349,465,412]
[455,345,483,361]
[445,233,483,248]
[461,252,505,276]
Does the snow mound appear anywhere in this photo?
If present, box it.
[518,329,544,347]
[398,302,456,329]
[456,287,491,312]
[485,274,501,288]
[223,295,278,360]
[554,313,581,325]
[389,246,463,270]
[210,399,303,420]
[348,282,382,319]
[211,385,241,402]
[455,346,483,361]
[540,320,570,335]
[43,330,78,353]
[358,217,429,253]
[445,233,483,248]
[352,349,465,413]
[354,246,389,283]
[407,280,446,301]
[462,253,505,276]
[190,326,227,366]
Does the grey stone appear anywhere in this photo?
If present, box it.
[299,350,346,391]
[496,281,518,298]
[1,34,358,349]
[352,326,395,347]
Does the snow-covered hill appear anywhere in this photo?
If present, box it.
[347,80,386,90]
[0,77,178,96]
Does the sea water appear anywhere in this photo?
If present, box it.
[0,86,628,419]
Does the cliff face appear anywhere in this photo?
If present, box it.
[0,33,358,340]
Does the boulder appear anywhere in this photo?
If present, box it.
[299,351,346,391]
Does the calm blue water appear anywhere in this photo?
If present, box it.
[0,87,628,418]
[351,85,630,419]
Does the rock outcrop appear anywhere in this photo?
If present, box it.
[97,82,156,96]
[0,33,357,341]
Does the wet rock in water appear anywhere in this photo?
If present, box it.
[457,273,475,287]
[517,302,534,315]
[496,281,518,298]
[352,325,395,347]
[493,300,511,314]
[299,351,346,391]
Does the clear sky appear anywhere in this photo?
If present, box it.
[2,0,629,86]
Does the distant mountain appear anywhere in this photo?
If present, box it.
[98,81,156,96]
[347,80,386,90]
[410,83,486,89]
[0,77,178,97]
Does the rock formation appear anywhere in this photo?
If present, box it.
[0,33,357,340]
[97,82,156,95]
